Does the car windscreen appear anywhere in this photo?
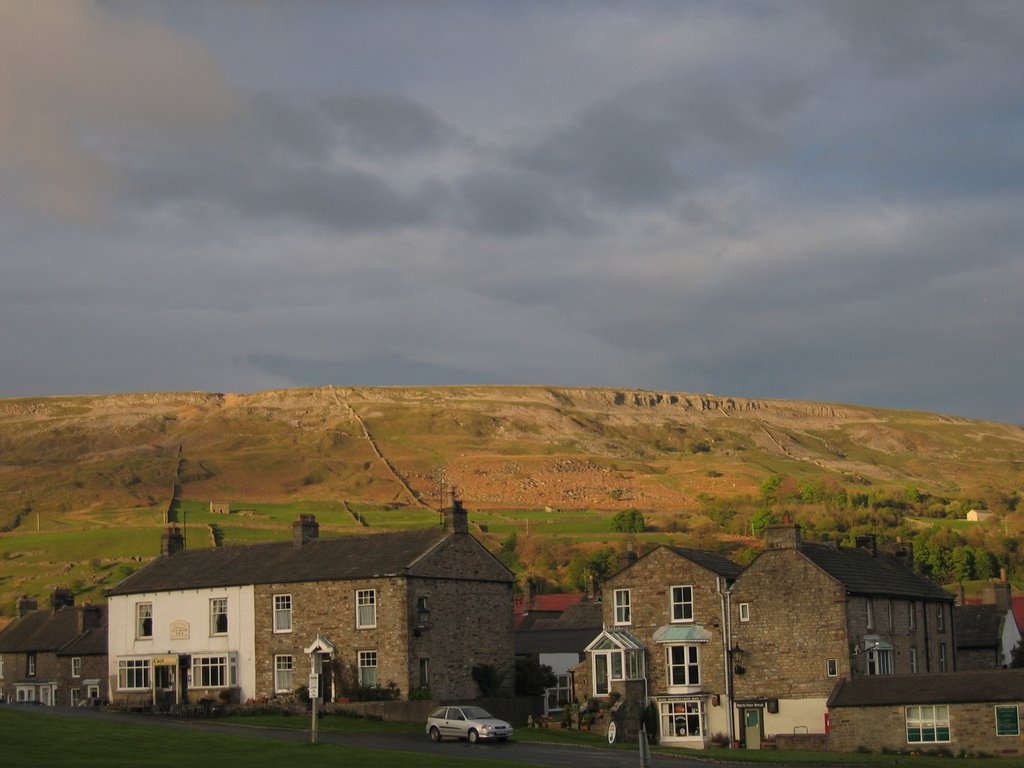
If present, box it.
[461,707,492,719]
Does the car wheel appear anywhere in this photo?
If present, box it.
[429,726,441,742]
[468,728,479,744]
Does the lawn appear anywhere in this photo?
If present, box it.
[0,708,536,768]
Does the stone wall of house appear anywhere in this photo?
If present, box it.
[845,595,953,675]
[730,550,849,700]
[406,574,515,701]
[251,535,514,703]
[254,576,411,700]
[829,702,1024,757]
[957,647,1000,671]
[601,547,731,697]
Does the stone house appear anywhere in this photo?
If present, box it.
[106,499,514,709]
[728,524,955,748]
[956,577,1021,669]
[580,545,743,748]
[827,669,1024,757]
[0,590,107,706]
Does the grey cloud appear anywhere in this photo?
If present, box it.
[322,92,455,157]
[452,170,594,237]
[512,79,789,209]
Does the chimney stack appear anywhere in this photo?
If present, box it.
[16,595,38,617]
[855,533,878,557]
[50,586,74,612]
[442,492,469,534]
[765,523,801,550]
[161,525,185,557]
[618,542,638,571]
[78,604,103,633]
[292,514,320,547]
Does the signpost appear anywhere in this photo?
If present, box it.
[304,634,336,746]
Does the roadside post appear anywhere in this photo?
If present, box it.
[304,634,336,746]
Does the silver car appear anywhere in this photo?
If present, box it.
[426,705,513,743]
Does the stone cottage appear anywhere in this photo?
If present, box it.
[0,589,107,706]
[580,544,743,748]
[728,524,955,748]
[828,669,1024,757]
[106,498,514,709]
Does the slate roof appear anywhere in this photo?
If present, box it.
[666,546,744,579]
[828,669,1024,708]
[107,529,455,596]
[798,543,951,601]
[0,605,107,655]
[955,604,1004,649]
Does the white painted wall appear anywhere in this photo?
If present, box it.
[108,586,256,699]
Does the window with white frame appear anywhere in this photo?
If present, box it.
[739,602,750,622]
[356,589,377,628]
[867,646,894,675]
[614,589,631,625]
[937,604,945,632]
[0,654,4,679]
[591,649,644,695]
[827,658,838,677]
[71,688,81,706]
[273,594,292,633]
[118,658,151,690]
[27,653,36,677]
[666,645,700,688]
[192,655,235,688]
[906,705,950,743]
[660,700,704,739]
[210,597,228,635]
[908,601,916,630]
[670,585,694,623]
[358,650,378,687]
[910,647,918,673]
[71,657,82,678]
[136,603,153,639]
[274,655,294,693]
[865,598,874,629]
[939,642,947,672]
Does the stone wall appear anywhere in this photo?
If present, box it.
[829,702,1024,757]
[252,533,514,703]
[730,549,849,700]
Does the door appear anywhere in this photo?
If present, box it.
[40,686,51,706]
[743,708,763,749]
[154,662,177,709]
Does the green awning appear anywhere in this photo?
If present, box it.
[652,624,712,643]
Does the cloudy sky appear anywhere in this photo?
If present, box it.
[2,1,1022,423]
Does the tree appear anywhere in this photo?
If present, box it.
[515,657,557,696]
[611,508,646,533]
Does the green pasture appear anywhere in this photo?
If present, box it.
[0,708,536,768]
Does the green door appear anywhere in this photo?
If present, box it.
[743,708,762,749]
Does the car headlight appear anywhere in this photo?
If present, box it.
[480,725,491,733]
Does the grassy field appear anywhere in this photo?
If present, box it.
[3,708,1021,768]
[0,708,537,768]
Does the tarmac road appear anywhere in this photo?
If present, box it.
[12,705,772,768]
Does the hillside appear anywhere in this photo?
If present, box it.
[1,386,1022,617]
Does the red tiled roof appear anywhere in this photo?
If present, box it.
[1013,595,1024,632]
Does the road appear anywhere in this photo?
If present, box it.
[16,706,778,768]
